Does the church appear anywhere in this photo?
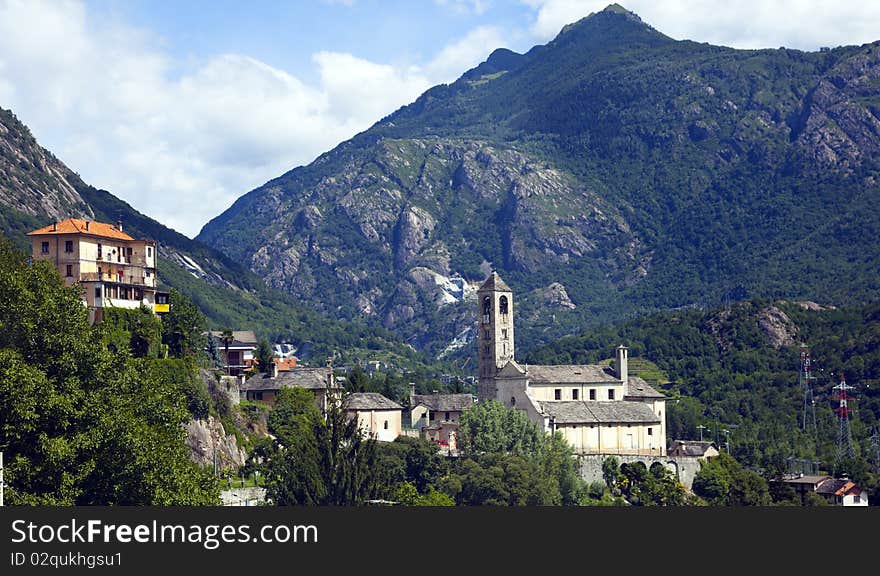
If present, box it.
[477,272,667,456]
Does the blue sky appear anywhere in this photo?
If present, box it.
[2,0,880,237]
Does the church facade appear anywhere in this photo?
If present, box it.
[477,272,667,456]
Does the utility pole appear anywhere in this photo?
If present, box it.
[722,429,731,455]
[870,426,880,476]
[1,451,4,507]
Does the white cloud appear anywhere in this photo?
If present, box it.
[426,25,509,83]
[435,0,491,16]
[524,0,880,50]
[0,0,471,237]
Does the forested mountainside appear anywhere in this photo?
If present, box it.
[199,5,880,356]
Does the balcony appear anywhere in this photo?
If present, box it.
[78,271,156,288]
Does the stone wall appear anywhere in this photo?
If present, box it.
[578,453,705,490]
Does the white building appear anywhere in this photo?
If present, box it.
[477,272,667,456]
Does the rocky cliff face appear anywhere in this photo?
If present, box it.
[794,45,880,175]
[201,138,645,350]
[185,415,247,472]
[0,108,93,221]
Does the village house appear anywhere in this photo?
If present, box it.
[477,272,667,456]
[206,330,258,376]
[667,440,721,459]
[409,386,475,451]
[28,218,166,323]
[343,392,403,442]
[240,362,341,415]
[775,474,870,507]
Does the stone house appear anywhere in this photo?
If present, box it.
[343,392,403,442]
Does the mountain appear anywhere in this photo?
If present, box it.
[197,4,880,356]
[0,106,425,368]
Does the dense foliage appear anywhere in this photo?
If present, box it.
[250,388,381,505]
[0,237,219,504]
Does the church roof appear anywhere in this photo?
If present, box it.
[527,364,618,384]
[538,400,661,424]
[497,360,527,377]
[479,271,511,292]
[625,376,665,399]
[343,392,402,411]
[411,393,475,412]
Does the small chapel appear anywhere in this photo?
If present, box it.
[477,272,667,456]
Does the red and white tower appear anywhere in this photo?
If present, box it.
[832,372,855,473]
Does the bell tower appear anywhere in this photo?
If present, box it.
[477,271,515,402]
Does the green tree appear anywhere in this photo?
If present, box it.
[602,456,621,493]
[162,290,206,359]
[0,237,218,505]
[457,400,543,457]
[255,338,274,374]
[257,389,380,505]
[219,328,234,375]
[692,452,770,506]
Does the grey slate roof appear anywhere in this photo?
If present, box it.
[527,364,618,384]
[242,367,338,392]
[343,392,402,411]
[538,400,661,424]
[667,440,718,457]
[625,376,666,399]
[207,330,258,348]
[411,393,475,412]
[479,271,511,292]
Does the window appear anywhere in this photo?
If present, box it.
[41,241,49,254]
[445,412,450,420]
[502,328,508,340]
[64,240,73,253]
[648,427,653,436]
[66,264,72,277]
[383,420,389,430]
[94,287,101,299]
[482,296,491,322]
[97,266,102,278]
[589,389,596,400]
[572,389,579,400]
[97,244,102,259]
[510,396,516,407]
[147,246,152,257]
[554,389,561,400]
[254,392,263,401]
[429,412,435,421]
[608,389,615,400]
[484,345,490,355]
[499,296,509,315]
[484,329,490,340]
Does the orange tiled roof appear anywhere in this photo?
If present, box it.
[28,218,135,241]
[834,481,857,496]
